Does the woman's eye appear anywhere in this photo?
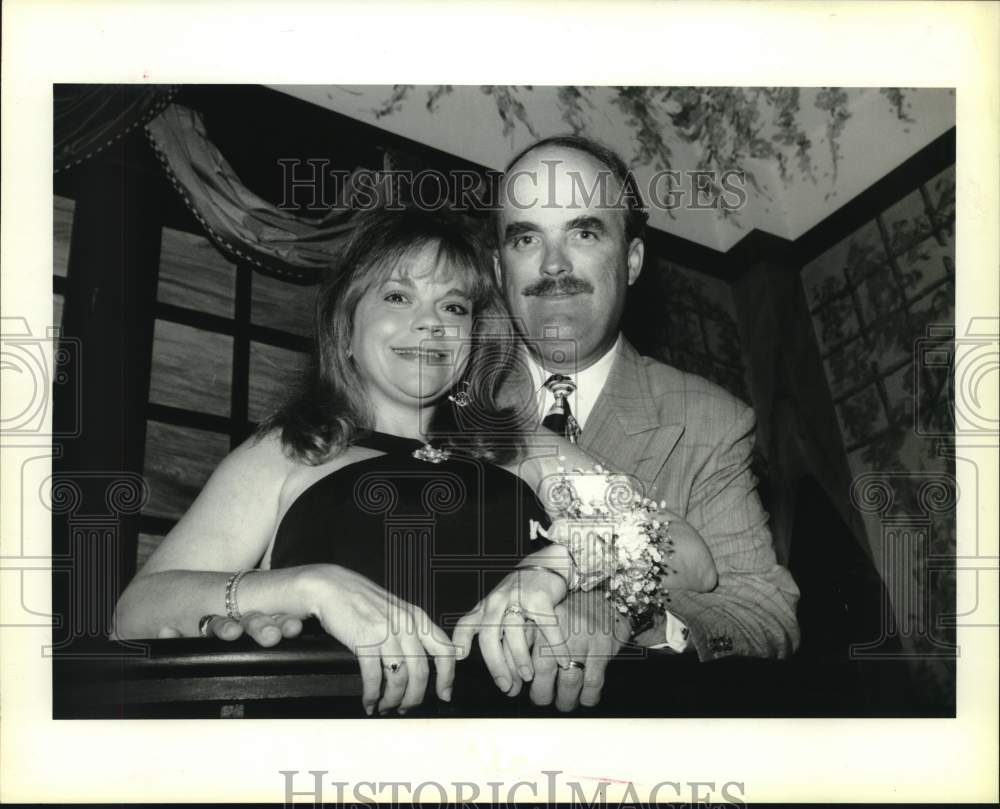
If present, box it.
[383,291,408,304]
[443,302,470,316]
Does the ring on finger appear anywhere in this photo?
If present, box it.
[564,660,586,671]
[502,604,526,619]
[197,614,215,638]
[383,660,407,674]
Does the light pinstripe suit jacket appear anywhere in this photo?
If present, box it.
[508,337,800,661]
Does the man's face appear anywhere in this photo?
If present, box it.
[495,146,643,372]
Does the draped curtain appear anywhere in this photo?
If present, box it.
[54,84,177,172]
[54,86,358,283]
[145,104,357,283]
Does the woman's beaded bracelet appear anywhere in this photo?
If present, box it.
[516,564,574,591]
[224,570,253,620]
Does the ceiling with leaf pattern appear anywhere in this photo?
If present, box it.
[271,85,954,252]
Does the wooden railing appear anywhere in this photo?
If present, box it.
[52,634,936,719]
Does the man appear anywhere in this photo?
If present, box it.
[458,135,800,711]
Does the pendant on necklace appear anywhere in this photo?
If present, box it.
[412,443,451,464]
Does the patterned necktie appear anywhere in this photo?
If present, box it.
[542,374,581,443]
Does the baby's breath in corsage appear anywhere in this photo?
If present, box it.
[529,460,674,626]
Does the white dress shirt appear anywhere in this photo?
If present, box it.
[525,336,690,652]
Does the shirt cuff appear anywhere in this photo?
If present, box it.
[648,610,691,652]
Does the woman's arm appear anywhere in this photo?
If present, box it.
[112,430,311,639]
[113,432,456,713]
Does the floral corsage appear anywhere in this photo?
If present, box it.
[529,462,674,626]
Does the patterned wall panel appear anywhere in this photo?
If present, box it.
[627,258,749,401]
[801,164,956,701]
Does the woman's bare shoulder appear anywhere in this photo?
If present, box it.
[276,438,385,514]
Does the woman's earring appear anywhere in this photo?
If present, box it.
[448,382,471,408]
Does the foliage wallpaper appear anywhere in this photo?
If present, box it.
[625,260,749,401]
[801,164,956,702]
[373,85,925,199]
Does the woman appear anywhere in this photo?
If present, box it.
[114,207,716,715]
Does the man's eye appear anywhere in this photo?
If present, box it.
[574,229,598,241]
[511,234,538,249]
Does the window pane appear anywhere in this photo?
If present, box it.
[927,165,955,239]
[911,283,954,334]
[857,269,904,326]
[812,293,861,354]
[157,227,237,318]
[142,421,229,520]
[149,320,233,416]
[251,271,316,338]
[898,235,953,303]
[869,311,912,373]
[836,384,889,447]
[824,341,873,400]
[248,341,307,423]
[882,362,914,425]
[802,220,883,305]
[882,189,933,257]
[54,195,75,277]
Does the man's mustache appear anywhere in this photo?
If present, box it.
[521,275,595,297]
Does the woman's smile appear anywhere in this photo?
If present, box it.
[390,345,454,363]
[351,245,473,420]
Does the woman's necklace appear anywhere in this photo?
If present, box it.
[412,443,451,464]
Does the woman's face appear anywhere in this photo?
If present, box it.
[350,244,475,428]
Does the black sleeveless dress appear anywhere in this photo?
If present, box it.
[270,431,550,634]
[264,433,656,717]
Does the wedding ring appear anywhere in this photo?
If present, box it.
[383,661,407,674]
[502,604,525,619]
[565,660,586,671]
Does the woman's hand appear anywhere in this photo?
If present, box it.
[452,564,572,695]
[200,613,304,646]
[296,565,456,716]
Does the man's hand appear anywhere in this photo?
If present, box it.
[518,589,631,712]
[655,508,718,593]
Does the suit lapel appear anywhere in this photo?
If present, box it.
[580,340,684,492]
